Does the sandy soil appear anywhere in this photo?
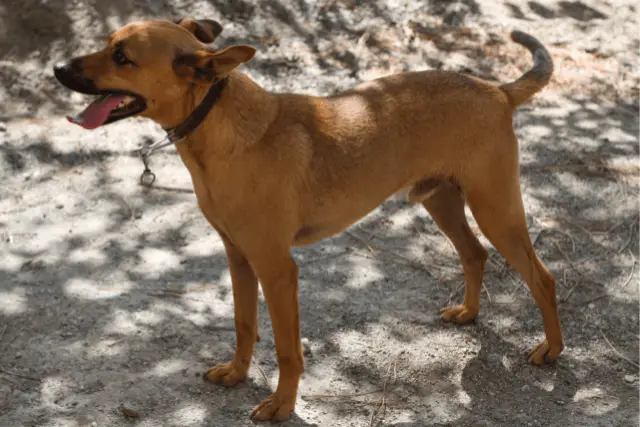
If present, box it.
[0,1,638,426]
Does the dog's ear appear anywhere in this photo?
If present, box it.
[174,18,223,43]
[173,45,256,84]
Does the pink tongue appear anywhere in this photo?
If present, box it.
[66,95,127,129]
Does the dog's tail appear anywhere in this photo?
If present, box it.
[500,30,553,108]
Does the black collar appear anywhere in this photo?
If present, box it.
[167,77,228,142]
[138,77,227,187]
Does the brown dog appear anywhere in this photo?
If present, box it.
[53,18,563,421]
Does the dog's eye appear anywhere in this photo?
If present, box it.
[113,47,133,66]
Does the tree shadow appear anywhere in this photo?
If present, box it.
[526,1,607,21]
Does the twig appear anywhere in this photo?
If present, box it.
[0,325,7,341]
[1,326,24,355]
[436,228,457,253]
[365,226,384,241]
[620,259,636,290]
[575,253,608,265]
[345,230,376,253]
[253,35,280,45]
[482,282,492,306]
[0,375,18,386]
[300,251,348,265]
[487,255,524,291]
[0,367,40,381]
[147,290,182,298]
[111,193,134,220]
[107,337,126,347]
[352,246,435,278]
[600,330,639,369]
[618,217,638,253]
[355,29,371,59]
[578,293,607,306]
[336,0,357,8]
[528,162,639,177]
[562,280,581,303]
[144,185,194,194]
[412,224,430,245]
[343,396,413,408]
[346,229,451,285]
[303,391,412,408]
[553,241,578,271]
[561,218,595,240]
[554,241,607,300]
[531,228,544,248]
[557,230,577,253]
[304,389,383,400]
[605,220,625,234]
[370,353,402,427]
[447,281,465,305]
[398,271,420,284]
[532,218,578,253]
[254,360,271,391]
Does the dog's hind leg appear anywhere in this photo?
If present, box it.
[418,180,488,324]
[461,138,563,364]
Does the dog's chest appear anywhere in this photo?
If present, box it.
[177,147,226,222]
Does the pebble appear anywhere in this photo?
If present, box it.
[120,406,139,418]
[301,337,311,356]
[624,374,636,384]
[555,399,565,405]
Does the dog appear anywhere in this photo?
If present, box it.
[53,18,563,421]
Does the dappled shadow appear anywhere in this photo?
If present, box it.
[521,1,607,21]
[559,1,608,21]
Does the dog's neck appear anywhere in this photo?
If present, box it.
[154,71,278,154]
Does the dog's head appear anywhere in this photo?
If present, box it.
[54,19,256,129]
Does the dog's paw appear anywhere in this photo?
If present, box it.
[204,361,247,386]
[251,392,295,422]
[527,340,563,365]
[440,304,478,324]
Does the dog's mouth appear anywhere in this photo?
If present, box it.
[67,92,147,129]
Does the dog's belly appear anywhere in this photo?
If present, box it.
[292,223,352,246]
[292,223,355,247]
[292,189,408,247]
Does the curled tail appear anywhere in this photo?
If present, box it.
[500,30,553,108]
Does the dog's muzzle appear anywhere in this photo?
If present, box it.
[53,60,99,95]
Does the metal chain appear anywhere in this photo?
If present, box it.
[138,133,184,187]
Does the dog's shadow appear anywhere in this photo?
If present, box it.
[377,325,585,426]
[457,327,579,425]
[201,374,319,426]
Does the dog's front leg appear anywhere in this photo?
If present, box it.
[250,252,302,422]
[205,239,259,385]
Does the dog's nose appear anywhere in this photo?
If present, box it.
[53,59,98,94]
[53,61,74,77]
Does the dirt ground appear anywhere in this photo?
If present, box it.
[0,1,638,426]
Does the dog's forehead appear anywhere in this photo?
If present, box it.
[111,21,199,50]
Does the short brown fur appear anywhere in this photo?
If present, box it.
[55,20,563,422]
